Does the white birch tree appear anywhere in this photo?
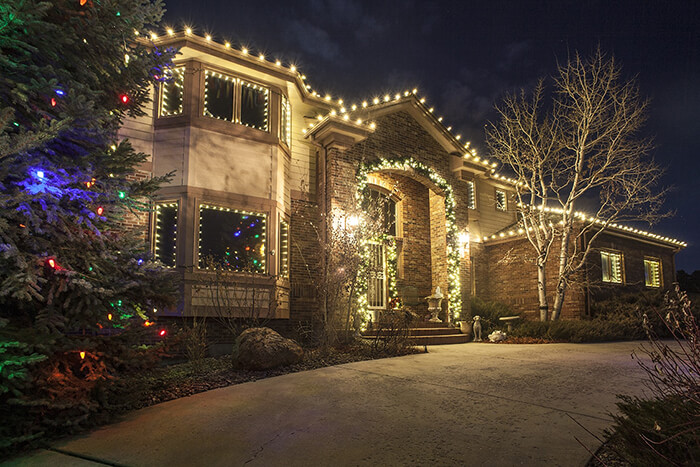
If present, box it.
[488,49,668,320]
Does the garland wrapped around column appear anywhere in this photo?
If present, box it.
[356,157,462,324]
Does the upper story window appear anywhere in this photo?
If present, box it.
[363,188,397,236]
[644,258,662,288]
[240,81,269,131]
[601,251,624,284]
[203,71,269,131]
[466,181,476,209]
[495,189,507,211]
[154,202,178,267]
[280,95,291,146]
[159,67,184,117]
[204,71,235,121]
[198,204,267,274]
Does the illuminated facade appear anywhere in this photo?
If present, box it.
[120,31,685,324]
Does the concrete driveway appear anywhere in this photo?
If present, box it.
[8,341,653,466]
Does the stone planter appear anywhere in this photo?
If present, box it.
[459,321,472,337]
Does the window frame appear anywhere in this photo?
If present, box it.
[495,189,507,211]
[202,69,270,133]
[367,241,387,310]
[466,180,476,209]
[159,67,185,117]
[644,257,662,288]
[197,203,268,274]
[279,219,290,279]
[153,201,179,268]
[600,250,625,284]
[280,94,291,147]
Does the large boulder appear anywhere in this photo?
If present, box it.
[234,327,303,370]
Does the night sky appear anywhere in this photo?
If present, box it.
[161,0,700,272]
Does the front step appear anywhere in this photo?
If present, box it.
[363,322,470,345]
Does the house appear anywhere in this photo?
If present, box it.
[119,30,686,327]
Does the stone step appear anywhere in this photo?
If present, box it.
[362,333,471,346]
[364,327,461,337]
[408,334,471,345]
[370,321,452,330]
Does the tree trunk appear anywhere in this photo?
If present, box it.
[551,228,572,320]
[537,257,549,321]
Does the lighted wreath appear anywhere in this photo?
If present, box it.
[356,157,462,321]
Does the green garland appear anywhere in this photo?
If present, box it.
[356,157,462,323]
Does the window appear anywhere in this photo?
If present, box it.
[279,220,289,279]
[203,71,235,121]
[466,181,476,209]
[363,188,397,236]
[154,203,178,267]
[240,80,269,131]
[367,242,386,309]
[601,251,623,284]
[160,67,184,117]
[644,258,662,288]
[203,71,270,131]
[198,205,266,273]
[280,95,291,146]
[495,189,507,211]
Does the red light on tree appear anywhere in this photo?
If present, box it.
[159,329,167,337]
[96,206,104,216]
[47,258,57,269]
[119,94,130,104]
[51,98,57,107]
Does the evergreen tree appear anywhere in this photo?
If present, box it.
[0,0,177,452]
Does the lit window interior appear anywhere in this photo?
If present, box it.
[199,205,266,273]
[601,251,623,283]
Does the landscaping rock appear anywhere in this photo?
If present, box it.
[234,327,303,370]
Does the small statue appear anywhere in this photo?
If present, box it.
[473,315,482,342]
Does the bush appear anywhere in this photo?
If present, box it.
[469,297,513,334]
[602,286,700,465]
[608,395,699,465]
[512,317,644,342]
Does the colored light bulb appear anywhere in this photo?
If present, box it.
[80,351,86,359]
[120,94,130,104]
[96,206,104,216]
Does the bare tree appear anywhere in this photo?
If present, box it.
[488,49,668,320]
[293,190,388,345]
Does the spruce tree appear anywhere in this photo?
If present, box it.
[0,0,177,452]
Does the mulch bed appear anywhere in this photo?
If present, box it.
[116,344,421,410]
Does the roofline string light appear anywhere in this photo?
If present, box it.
[148,29,485,163]
[481,206,687,247]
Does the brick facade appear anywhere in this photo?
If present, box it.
[474,229,679,320]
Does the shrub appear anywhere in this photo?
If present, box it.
[603,286,700,465]
[469,297,513,334]
[512,317,644,342]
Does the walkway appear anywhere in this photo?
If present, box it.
[8,341,653,466]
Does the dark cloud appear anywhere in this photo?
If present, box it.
[286,20,341,60]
